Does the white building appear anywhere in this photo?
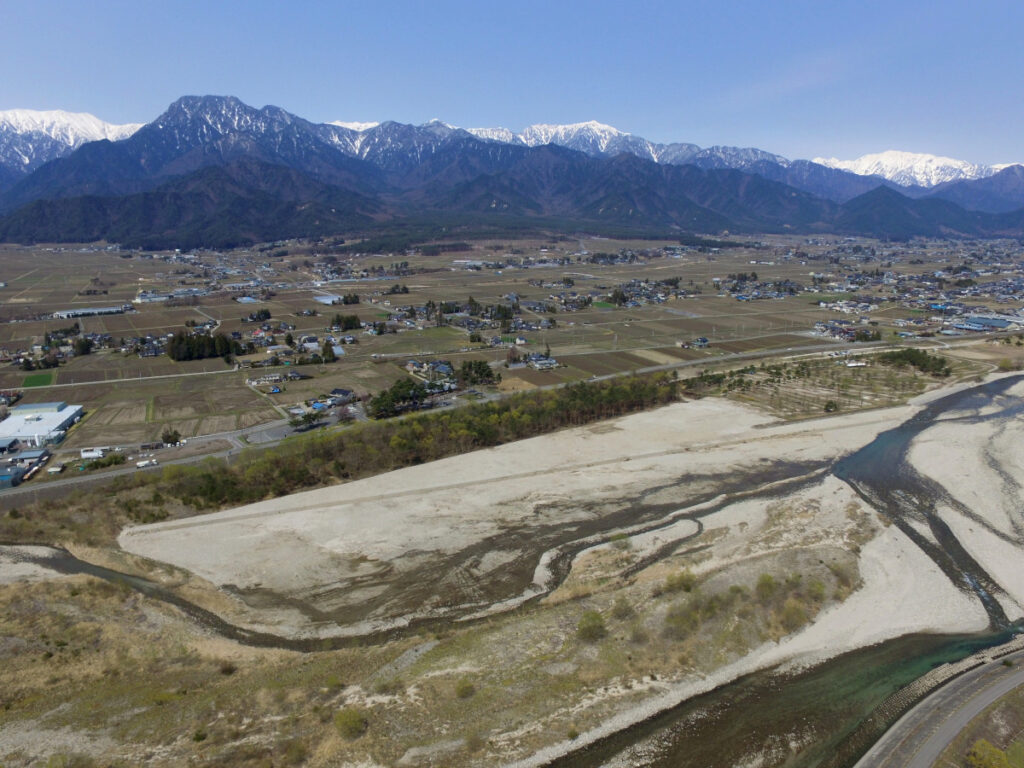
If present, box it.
[0,402,84,446]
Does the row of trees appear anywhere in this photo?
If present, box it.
[365,378,429,418]
[458,360,500,385]
[147,372,680,509]
[331,314,361,331]
[166,331,243,362]
[878,348,952,376]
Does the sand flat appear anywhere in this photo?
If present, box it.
[119,397,920,638]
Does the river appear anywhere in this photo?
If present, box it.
[3,375,1022,767]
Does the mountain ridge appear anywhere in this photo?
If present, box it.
[1,95,1023,247]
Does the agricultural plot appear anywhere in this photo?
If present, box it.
[716,354,987,419]
[56,371,275,449]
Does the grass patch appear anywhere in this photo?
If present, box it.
[22,371,54,387]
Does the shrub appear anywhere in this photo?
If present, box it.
[780,597,808,632]
[665,569,697,593]
[807,578,826,602]
[663,601,701,640]
[282,739,308,765]
[454,677,476,699]
[576,610,607,642]
[755,574,777,602]
[334,707,369,739]
[374,678,404,695]
[611,596,635,620]
[629,623,650,644]
[966,738,1011,768]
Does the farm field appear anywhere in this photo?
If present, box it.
[0,234,1019,455]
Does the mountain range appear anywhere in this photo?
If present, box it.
[1,96,1023,248]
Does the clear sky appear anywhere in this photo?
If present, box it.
[2,0,1021,164]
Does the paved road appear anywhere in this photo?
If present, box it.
[855,649,1024,768]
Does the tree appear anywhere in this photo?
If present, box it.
[322,341,337,363]
[458,360,500,386]
[73,337,94,356]
[284,332,294,347]
[161,427,181,445]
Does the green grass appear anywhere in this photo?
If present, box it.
[593,301,615,309]
[23,371,54,387]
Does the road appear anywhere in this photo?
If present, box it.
[855,648,1024,768]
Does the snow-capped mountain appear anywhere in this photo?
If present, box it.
[813,150,1018,188]
[6,94,1024,248]
[0,109,141,175]
[328,120,379,132]
[0,109,141,147]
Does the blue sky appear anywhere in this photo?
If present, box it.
[3,0,1021,163]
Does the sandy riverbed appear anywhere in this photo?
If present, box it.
[118,393,956,640]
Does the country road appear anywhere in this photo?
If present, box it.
[855,647,1024,768]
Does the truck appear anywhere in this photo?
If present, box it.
[80,448,105,460]
[136,459,158,468]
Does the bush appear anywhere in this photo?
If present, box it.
[282,739,308,765]
[374,678,404,695]
[756,574,777,602]
[455,677,476,699]
[665,569,697,593]
[611,596,635,620]
[629,623,649,644]
[966,738,1011,768]
[576,610,607,642]
[780,597,808,632]
[334,707,369,739]
[663,601,701,640]
[807,579,826,602]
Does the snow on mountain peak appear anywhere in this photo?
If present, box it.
[812,149,1007,188]
[519,121,627,150]
[329,120,380,132]
[0,109,141,148]
[466,126,521,144]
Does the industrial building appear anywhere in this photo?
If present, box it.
[0,402,84,446]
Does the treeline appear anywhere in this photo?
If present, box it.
[146,372,680,510]
[878,348,951,376]
[366,378,429,418]
[331,314,361,331]
[166,331,243,361]
[459,360,500,385]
